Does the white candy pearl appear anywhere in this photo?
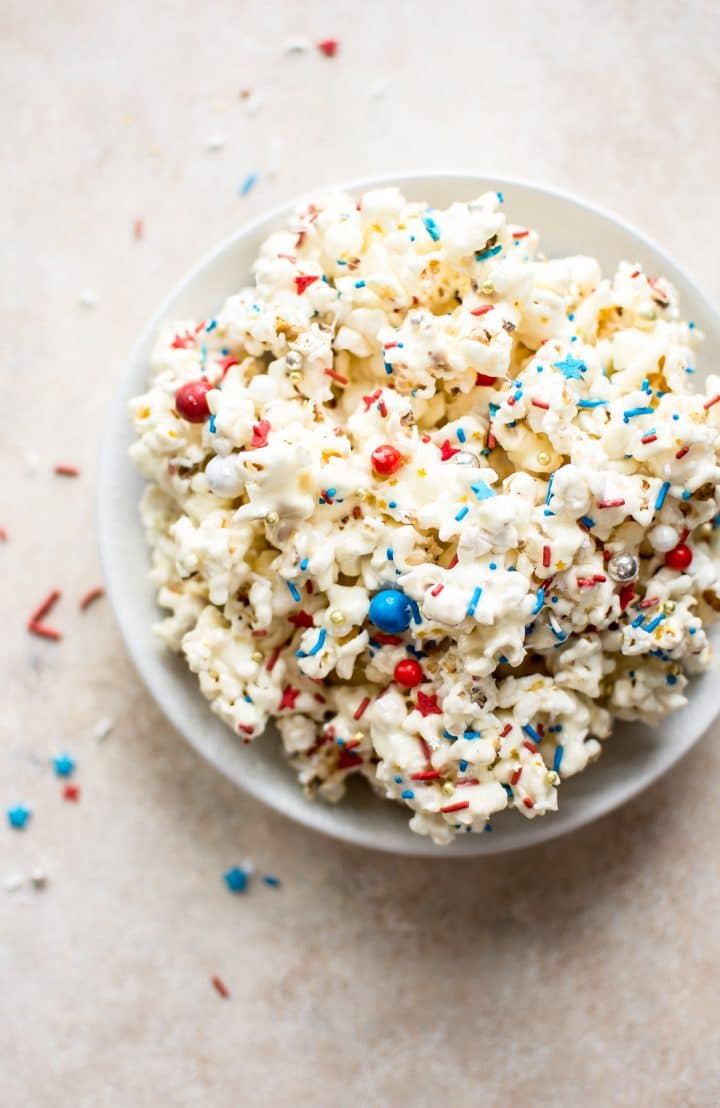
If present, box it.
[649,524,679,553]
[205,455,244,497]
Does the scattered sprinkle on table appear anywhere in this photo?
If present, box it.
[317,38,340,57]
[92,716,114,741]
[27,589,63,641]
[211,974,231,999]
[54,464,80,477]
[239,173,258,197]
[224,866,249,893]
[133,218,144,240]
[53,754,76,778]
[79,586,105,611]
[63,783,81,803]
[7,805,31,830]
[262,875,281,888]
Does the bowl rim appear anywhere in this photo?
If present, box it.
[98,169,720,856]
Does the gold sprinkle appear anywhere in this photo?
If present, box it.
[663,600,676,614]
[441,781,455,796]
[265,511,279,525]
[537,451,551,466]
[416,468,427,478]
[251,650,263,663]
[356,488,368,501]
[329,609,345,625]
[288,370,303,384]
[481,281,495,294]
[352,731,364,742]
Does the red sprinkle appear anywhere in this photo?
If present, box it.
[294,274,320,295]
[532,398,550,410]
[439,440,460,461]
[266,647,281,673]
[371,444,404,476]
[63,783,81,802]
[416,691,442,717]
[28,589,62,641]
[29,623,62,642]
[510,767,523,785]
[394,658,424,688]
[337,749,362,770]
[362,389,382,412]
[512,229,530,238]
[455,778,480,787]
[170,331,195,349]
[523,740,538,754]
[522,796,535,809]
[133,218,144,240]
[430,584,444,597]
[279,685,300,710]
[372,632,403,645]
[487,429,497,450]
[641,434,658,445]
[542,545,551,568]
[377,400,387,417]
[630,269,641,278]
[440,800,470,814]
[353,696,371,721]
[475,373,497,387]
[238,724,254,736]
[54,464,80,477]
[704,394,720,410]
[317,38,339,57]
[79,586,104,610]
[638,597,660,609]
[448,553,459,569]
[0,527,6,541]
[597,498,625,509]
[219,355,239,377]
[324,368,349,386]
[470,305,493,317]
[287,610,314,629]
[675,445,690,460]
[211,975,231,999]
[250,419,271,448]
[619,584,635,611]
[411,770,441,781]
[500,723,513,738]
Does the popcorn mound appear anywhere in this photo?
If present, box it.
[129,187,720,844]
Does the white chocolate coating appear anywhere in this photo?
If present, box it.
[129,188,720,844]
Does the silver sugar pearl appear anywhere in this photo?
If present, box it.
[607,552,639,583]
[285,351,303,370]
[451,451,479,466]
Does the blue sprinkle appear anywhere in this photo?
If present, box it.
[467,586,483,617]
[545,474,555,505]
[644,613,666,634]
[388,501,397,509]
[262,875,281,888]
[489,562,497,570]
[463,730,481,740]
[53,754,75,778]
[522,723,542,744]
[496,191,504,203]
[688,321,695,329]
[554,355,586,380]
[307,629,327,657]
[384,360,394,375]
[299,558,309,571]
[459,759,468,772]
[641,378,651,393]
[455,506,469,522]
[551,595,558,603]
[623,405,654,422]
[489,402,500,416]
[655,481,670,511]
[553,745,564,773]
[457,427,466,443]
[336,259,347,266]
[224,867,248,893]
[325,488,336,498]
[543,509,555,517]
[577,399,608,408]
[386,547,394,561]
[205,320,217,333]
[672,413,680,421]
[484,823,493,832]
[580,515,596,530]
[690,627,697,635]
[422,214,441,242]
[502,784,513,800]
[401,789,415,799]
[631,613,646,628]
[568,313,575,321]
[667,674,677,685]
[471,480,496,500]
[475,244,503,262]
[286,581,301,602]
[208,414,217,434]
[7,805,31,830]
[239,172,258,197]
[532,588,545,616]
[681,490,692,501]
[354,279,366,288]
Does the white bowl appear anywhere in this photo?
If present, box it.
[98,171,720,856]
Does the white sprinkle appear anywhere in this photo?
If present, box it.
[206,134,226,152]
[24,449,40,478]
[93,716,115,742]
[368,78,389,100]
[283,36,312,54]
[78,289,99,308]
[31,867,48,889]
[243,90,265,117]
[4,873,24,893]
[240,856,256,876]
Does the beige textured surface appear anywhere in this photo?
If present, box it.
[2,2,719,1105]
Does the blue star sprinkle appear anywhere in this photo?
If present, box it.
[554,355,587,380]
[53,754,76,778]
[224,866,249,893]
[7,805,31,830]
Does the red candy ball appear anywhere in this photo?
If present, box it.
[394,658,424,688]
[175,379,211,422]
[665,543,693,571]
[371,444,403,476]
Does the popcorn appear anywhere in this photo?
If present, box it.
[129,187,720,844]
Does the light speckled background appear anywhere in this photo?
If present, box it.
[2,2,719,1105]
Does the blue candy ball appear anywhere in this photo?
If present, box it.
[368,589,412,633]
